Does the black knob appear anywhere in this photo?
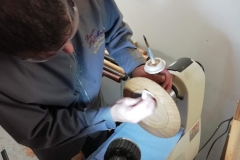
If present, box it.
[104,138,141,160]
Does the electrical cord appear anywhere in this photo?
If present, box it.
[206,117,232,160]
[194,117,233,160]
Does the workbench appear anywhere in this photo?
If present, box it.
[222,100,240,160]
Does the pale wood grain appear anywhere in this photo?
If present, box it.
[124,77,181,138]
[225,120,240,160]
[225,99,240,160]
[104,59,125,75]
[234,100,240,121]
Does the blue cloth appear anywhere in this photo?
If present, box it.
[87,123,184,160]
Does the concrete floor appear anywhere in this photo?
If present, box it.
[0,126,84,160]
[0,126,38,160]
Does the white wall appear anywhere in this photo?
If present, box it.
[101,0,240,159]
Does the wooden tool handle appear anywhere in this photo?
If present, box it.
[104,49,109,56]
[104,59,125,75]
[137,48,148,55]
[102,70,122,83]
[142,55,148,61]
[104,55,118,65]
[104,65,128,81]
[136,48,148,60]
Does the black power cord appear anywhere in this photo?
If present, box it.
[205,117,232,160]
[195,117,233,160]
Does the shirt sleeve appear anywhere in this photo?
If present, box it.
[0,93,116,150]
[101,0,146,75]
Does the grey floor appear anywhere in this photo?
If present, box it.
[0,126,38,160]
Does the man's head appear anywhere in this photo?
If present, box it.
[0,0,78,62]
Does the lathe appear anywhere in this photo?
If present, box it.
[167,58,205,159]
[90,56,205,160]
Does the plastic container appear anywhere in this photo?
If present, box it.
[144,57,166,74]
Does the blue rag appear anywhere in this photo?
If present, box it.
[87,123,184,160]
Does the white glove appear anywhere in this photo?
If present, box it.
[110,92,156,123]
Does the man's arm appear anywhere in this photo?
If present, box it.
[132,66,173,92]
[0,92,115,150]
[101,0,172,91]
[101,0,145,75]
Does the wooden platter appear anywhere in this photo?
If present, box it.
[124,77,181,138]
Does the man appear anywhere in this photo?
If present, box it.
[0,0,172,159]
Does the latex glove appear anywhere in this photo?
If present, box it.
[131,65,172,92]
[110,92,156,123]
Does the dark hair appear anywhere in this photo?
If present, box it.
[0,0,71,59]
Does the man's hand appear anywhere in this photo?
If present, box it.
[131,65,172,92]
[110,94,156,123]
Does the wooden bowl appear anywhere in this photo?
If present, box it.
[124,77,181,138]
